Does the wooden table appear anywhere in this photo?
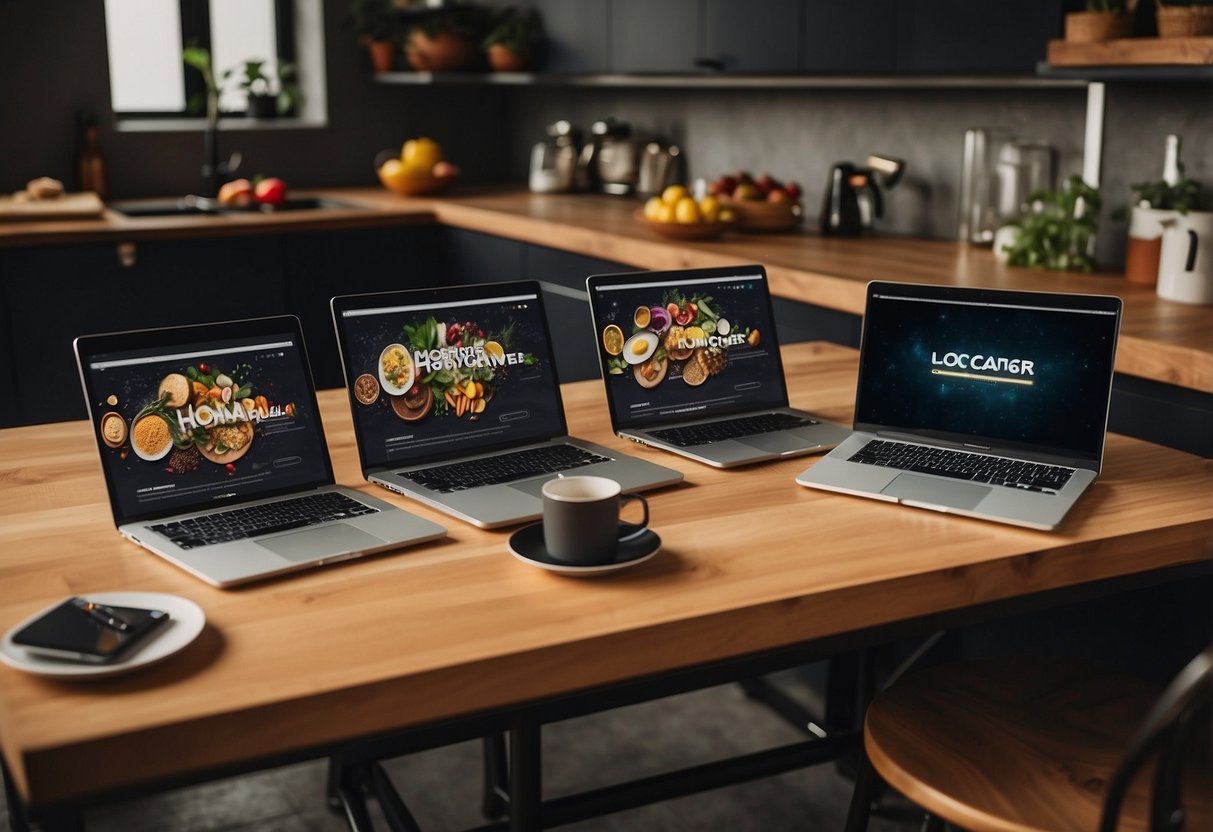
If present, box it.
[2,342,1211,827]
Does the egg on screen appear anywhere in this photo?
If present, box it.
[623,331,659,365]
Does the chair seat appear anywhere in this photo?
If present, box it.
[863,656,1212,832]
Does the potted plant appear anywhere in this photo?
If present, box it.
[1156,0,1213,37]
[405,8,488,72]
[1120,162,1205,284]
[350,0,401,72]
[1064,0,1134,42]
[999,175,1103,273]
[482,6,544,72]
[226,59,303,118]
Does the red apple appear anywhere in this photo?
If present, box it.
[785,181,802,200]
[755,173,776,197]
[254,177,287,206]
[711,174,737,197]
[767,187,792,203]
[217,178,253,207]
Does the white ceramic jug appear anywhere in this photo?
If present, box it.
[1157,210,1213,305]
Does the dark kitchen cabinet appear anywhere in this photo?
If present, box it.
[702,0,801,73]
[896,0,1064,73]
[801,0,897,73]
[2,237,286,425]
[528,0,611,73]
[609,0,699,74]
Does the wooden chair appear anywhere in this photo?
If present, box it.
[845,649,1212,832]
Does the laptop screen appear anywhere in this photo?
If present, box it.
[587,266,789,431]
[856,282,1122,463]
[77,321,334,524]
[332,283,567,470]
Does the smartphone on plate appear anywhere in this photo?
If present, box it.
[12,597,171,664]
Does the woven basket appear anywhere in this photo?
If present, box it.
[1064,11,1134,43]
[1156,6,1213,38]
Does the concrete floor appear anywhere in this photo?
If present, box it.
[4,675,922,831]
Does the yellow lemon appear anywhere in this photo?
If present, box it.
[483,341,505,362]
[643,196,664,221]
[656,202,675,223]
[674,196,701,224]
[661,184,688,206]
[602,324,625,356]
[402,137,443,171]
[698,195,720,223]
[718,207,737,223]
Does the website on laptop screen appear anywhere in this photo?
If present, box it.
[856,289,1119,460]
[336,291,565,468]
[83,334,331,520]
[590,273,787,430]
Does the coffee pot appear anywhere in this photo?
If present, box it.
[529,120,581,194]
[819,154,905,235]
[576,118,675,195]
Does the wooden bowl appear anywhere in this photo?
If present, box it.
[726,199,803,232]
[633,209,736,240]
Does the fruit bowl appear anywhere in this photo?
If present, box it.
[374,150,457,197]
[726,200,803,232]
[632,209,737,241]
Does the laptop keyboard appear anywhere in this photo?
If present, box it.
[848,440,1074,494]
[150,492,379,550]
[401,444,609,493]
[650,412,818,447]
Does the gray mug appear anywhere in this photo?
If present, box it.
[542,476,649,564]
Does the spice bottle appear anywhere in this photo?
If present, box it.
[78,117,109,199]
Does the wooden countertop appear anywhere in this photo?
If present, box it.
[2,186,1211,394]
[1,342,1211,808]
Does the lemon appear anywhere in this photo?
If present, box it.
[602,324,625,356]
[656,202,675,223]
[402,137,443,172]
[674,196,701,224]
[483,341,505,362]
[633,306,651,328]
[698,195,720,223]
[643,196,664,221]
[718,207,737,223]
[661,184,688,206]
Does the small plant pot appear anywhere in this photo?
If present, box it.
[406,30,480,72]
[1064,11,1133,43]
[247,94,278,119]
[1156,6,1213,38]
[367,40,399,73]
[487,44,529,72]
[1125,206,1174,286]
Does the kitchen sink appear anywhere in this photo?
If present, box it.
[110,197,359,217]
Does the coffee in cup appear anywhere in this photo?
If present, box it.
[541,476,649,565]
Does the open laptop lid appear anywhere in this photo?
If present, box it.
[75,315,336,527]
[855,281,1122,469]
[331,281,569,473]
[586,265,791,433]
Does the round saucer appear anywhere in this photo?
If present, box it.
[508,522,661,575]
[0,592,206,680]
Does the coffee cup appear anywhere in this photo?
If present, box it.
[1158,210,1213,306]
[541,476,649,564]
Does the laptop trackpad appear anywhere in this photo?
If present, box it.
[257,523,385,562]
[509,477,554,499]
[881,474,990,510]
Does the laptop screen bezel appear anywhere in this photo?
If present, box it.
[854,281,1123,470]
[74,314,336,527]
[586,264,792,434]
[330,280,571,474]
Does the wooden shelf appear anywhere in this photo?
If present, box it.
[1046,35,1213,68]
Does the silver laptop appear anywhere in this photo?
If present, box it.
[797,281,1122,531]
[331,281,683,528]
[585,265,850,467]
[74,316,447,587]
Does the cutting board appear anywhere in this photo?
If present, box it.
[0,192,105,222]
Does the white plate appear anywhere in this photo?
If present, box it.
[378,342,414,396]
[0,592,206,680]
[508,522,661,575]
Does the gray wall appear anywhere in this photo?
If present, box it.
[2,1,1210,269]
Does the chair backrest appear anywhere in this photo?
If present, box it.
[1098,648,1213,832]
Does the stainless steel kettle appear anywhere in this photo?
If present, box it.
[576,118,673,195]
[819,154,905,235]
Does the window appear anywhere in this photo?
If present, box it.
[104,0,301,120]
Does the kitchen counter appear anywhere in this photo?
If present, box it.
[3,186,1211,395]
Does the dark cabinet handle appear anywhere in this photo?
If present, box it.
[694,57,726,72]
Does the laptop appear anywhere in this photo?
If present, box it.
[74,316,447,587]
[796,281,1123,531]
[330,281,683,528]
[585,265,850,467]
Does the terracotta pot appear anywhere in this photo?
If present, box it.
[487,44,528,72]
[406,31,480,72]
[1064,11,1133,43]
[367,40,398,73]
[1156,6,1213,38]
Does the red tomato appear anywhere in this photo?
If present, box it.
[254,177,287,206]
